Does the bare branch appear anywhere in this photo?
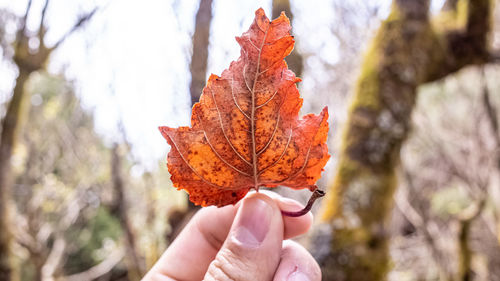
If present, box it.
[111,144,145,278]
[395,168,453,280]
[58,195,83,230]
[441,0,458,11]
[17,0,33,41]
[50,7,98,50]
[38,0,50,47]
[41,236,66,279]
[481,67,500,145]
[490,50,500,63]
[456,197,486,281]
[480,65,500,246]
[11,211,39,255]
[63,246,125,281]
[457,197,487,222]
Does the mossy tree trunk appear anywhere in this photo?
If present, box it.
[319,0,494,280]
[0,67,31,281]
[0,32,50,281]
[272,0,303,78]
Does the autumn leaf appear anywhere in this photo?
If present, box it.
[159,8,329,207]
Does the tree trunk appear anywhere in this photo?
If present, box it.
[458,219,473,281]
[272,0,303,78]
[0,67,31,281]
[167,0,214,243]
[319,0,492,280]
[111,144,144,280]
[0,4,96,279]
[189,0,213,107]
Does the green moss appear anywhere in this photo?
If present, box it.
[351,43,381,111]
[433,0,469,32]
[320,226,391,281]
[456,0,469,26]
[321,152,397,224]
[321,156,361,221]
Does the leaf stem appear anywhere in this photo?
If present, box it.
[281,189,325,217]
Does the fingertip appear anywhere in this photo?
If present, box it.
[246,191,313,238]
[244,191,281,212]
[211,191,313,241]
[273,240,322,281]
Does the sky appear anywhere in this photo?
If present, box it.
[0,0,438,173]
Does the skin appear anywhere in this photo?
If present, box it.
[142,192,321,281]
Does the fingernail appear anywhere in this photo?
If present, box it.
[233,197,272,247]
[288,271,310,281]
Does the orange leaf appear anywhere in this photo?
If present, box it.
[159,8,329,207]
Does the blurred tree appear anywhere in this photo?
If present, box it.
[272,0,303,77]
[0,1,96,279]
[167,0,214,243]
[320,0,496,280]
[189,0,213,107]
[12,73,124,281]
[110,144,144,280]
[394,67,500,280]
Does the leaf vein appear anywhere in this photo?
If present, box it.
[255,89,278,109]
[250,24,270,188]
[210,88,252,166]
[247,37,259,50]
[258,127,292,175]
[271,119,323,184]
[230,76,250,120]
[197,116,252,177]
[163,131,226,189]
[256,113,280,156]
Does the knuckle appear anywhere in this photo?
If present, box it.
[205,248,246,281]
[194,213,225,251]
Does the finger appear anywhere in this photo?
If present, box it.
[273,240,322,281]
[142,204,238,281]
[204,193,284,280]
[250,190,314,238]
[143,192,312,281]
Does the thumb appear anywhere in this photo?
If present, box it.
[204,193,284,281]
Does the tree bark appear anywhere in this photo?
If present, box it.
[168,0,214,242]
[0,67,31,281]
[189,0,213,107]
[458,218,474,281]
[111,144,144,280]
[319,0,493,280]
[272,0,303,78]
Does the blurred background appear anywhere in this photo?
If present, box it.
[0,0,499,280]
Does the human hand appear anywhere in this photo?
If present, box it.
[142,192,321,281]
